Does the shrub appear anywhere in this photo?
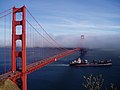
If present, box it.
[83,74,117,90]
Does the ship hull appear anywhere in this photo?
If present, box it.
[69,63,112,67]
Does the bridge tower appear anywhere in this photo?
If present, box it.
[12,6,27,90]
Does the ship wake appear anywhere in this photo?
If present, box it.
[48,64,69,67]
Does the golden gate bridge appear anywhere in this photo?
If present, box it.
[0,6,80,90]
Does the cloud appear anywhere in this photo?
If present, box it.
[42,17,120,34]
[53,33,120,49]
[1,0,120,49]
[45,22,120,30]
[25,30,120,49]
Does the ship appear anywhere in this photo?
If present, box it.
[69,58,112,67]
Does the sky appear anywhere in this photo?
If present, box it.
[0,0,120,49]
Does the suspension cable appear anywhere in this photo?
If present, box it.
[26,20,63,51]
[26,8,68,51]
[17,12,64,51]
[0,12,12,19]
[0,7,12,15]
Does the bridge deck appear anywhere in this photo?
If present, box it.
[0,48,80,81]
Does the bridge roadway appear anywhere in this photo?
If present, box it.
[0,48,80,81]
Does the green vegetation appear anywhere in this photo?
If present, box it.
[83,74,117,90]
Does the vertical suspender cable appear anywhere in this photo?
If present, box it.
[9,13,12,71]
[33,25,34,62]
[29,25,32,63]
[26,8,67,51]
[4,16,6,73]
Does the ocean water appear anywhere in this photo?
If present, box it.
[28,49,120,90]
[0,48,120,90]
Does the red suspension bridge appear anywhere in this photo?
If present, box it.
[0,6,80,90]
